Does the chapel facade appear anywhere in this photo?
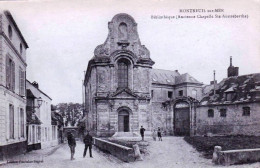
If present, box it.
[83,13,204,137]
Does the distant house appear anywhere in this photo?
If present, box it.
[51,106,64,144]
[26,80,58,150]
[0,10,28,160]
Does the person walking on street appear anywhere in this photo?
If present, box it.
[158,127,162,141]
[83,130,93,158]
[140,126,146,141]
[67,132,76,160]
[152,129,157,141]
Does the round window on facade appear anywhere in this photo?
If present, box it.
[20,43,23,54]
[8,25,13,39]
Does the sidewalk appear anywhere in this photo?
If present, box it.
[0,144,62,166]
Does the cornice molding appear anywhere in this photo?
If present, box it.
[0,84,26,102]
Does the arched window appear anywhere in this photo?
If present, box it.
[118,59,129,88]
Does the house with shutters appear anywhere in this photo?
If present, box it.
[26,80,58,150]
[0,10,28,160]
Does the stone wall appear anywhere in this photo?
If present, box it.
[196,102,260,136]
[93,137,135,162]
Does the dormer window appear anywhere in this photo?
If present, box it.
[8,25,13,39]
[225,87,235,101]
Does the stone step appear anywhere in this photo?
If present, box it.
[112,132,140,137]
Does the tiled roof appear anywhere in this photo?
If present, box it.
[200,73,260,105]
[26,80,52,100]
[151,69,202,85]
[175,73,202,84]
[151,69,180,85]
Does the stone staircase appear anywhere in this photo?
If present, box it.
[112,132,140,137]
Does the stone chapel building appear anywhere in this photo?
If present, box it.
[83,13,260,137]
[83,13,204,137]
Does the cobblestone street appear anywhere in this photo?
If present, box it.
[2,137,260,168]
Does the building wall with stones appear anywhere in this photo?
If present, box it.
[196,102,260,136]
[0,10,28,160]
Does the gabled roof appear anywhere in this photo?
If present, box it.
[151,69,180,85]
[200,73,260,105]
[224,86,235,93]
[151,69,202,86]
[26,80,52,100]
[110,88,139,98]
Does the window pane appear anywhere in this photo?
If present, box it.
[20,108,24,137]
[118,60,128,88]
[9,104,14,139]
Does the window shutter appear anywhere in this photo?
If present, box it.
[12,61,15,91]
[19,68,25,96]
[6,56,10,88]
[19,68,21,95]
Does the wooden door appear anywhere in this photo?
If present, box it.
[118,115,124,132]
[118,110,129,132]
[174,107,190,136]
[123,116,129,132]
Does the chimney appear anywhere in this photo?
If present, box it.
[32,81,39,88]
[227,56,239,77]
[210,80,217,85]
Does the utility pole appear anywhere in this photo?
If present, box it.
[213,70,216,95]
[82,71,86,115]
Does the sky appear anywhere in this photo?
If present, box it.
[0,0,259,104]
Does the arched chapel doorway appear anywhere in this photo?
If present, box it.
[118,110,129,132]
[174,101,190,136]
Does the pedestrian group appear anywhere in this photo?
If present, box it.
[67,127,163,160]
[67,130,93,160]
[140,126,163,141]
